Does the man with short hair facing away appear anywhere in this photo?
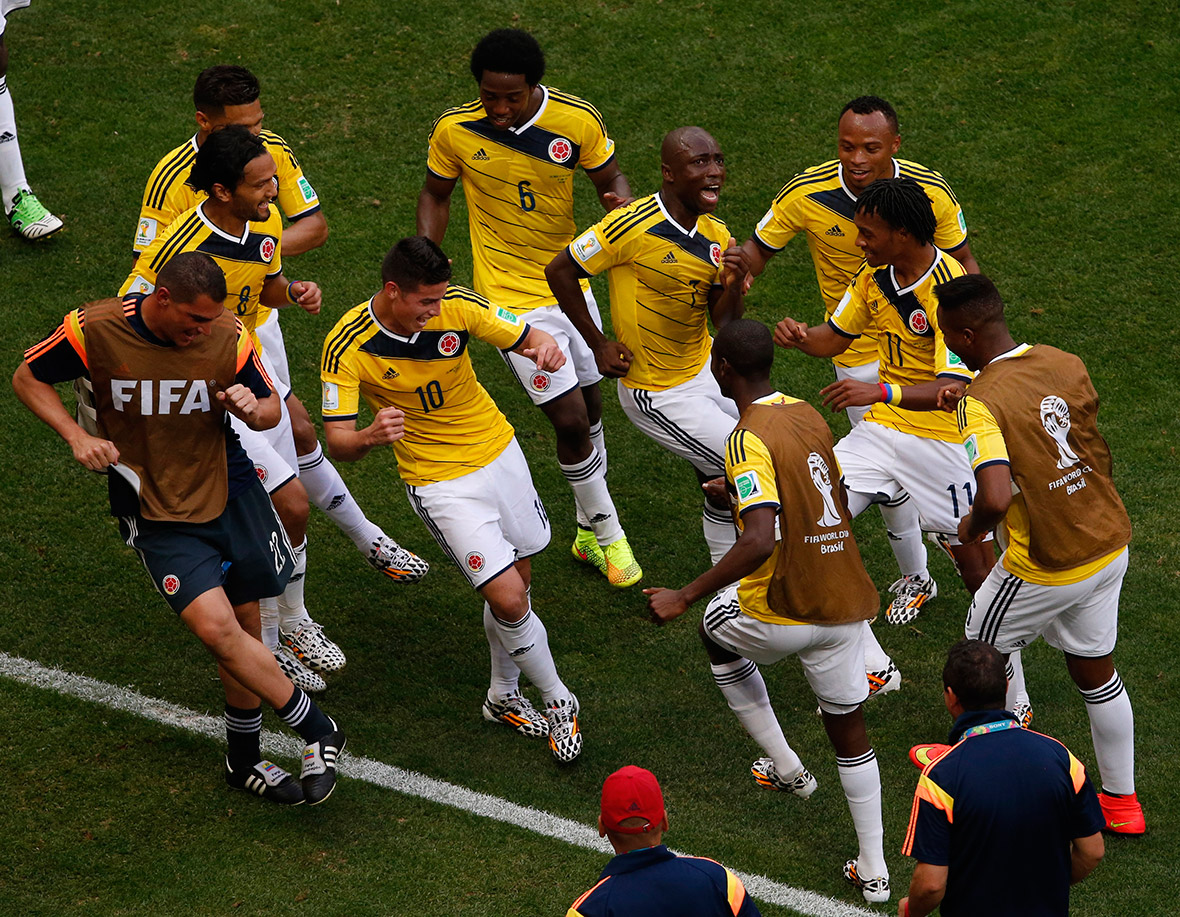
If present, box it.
[13,252,345,806]
[418,29,641,588]
[900,640,1104,917]
[742,96,980,624]
[774,177,1014,713]
[936,273,1142,835]
[133,64,427,590]
[567,765,762,917]
[646,319,890,905]
[321,237,583,764]
[123,126,346,693]
[547,126,749,567]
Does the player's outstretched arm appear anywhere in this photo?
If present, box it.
[773,318,849,358]
[646,505,775,625]
[545,252,633,377]
[957,463,1012,545]
[279,211,329,258]
[323,409,405,463]
[514,327,567,373]
[707,242,747,331]
[417,173,457,243]
[12,362,119,471]
[587,160,634,211]
[261,275,321,315]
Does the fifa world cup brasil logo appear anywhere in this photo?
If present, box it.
[1040,395,1080,469]
[808,452,844,528]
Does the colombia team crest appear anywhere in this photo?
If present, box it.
[260,237,276,263]
[709,242,722,267]
[465,552,485,573]
[438,332,461,355]
[162,574,181,596]
[548,137,573,163]
[908,309,929,334]
[530,371,551,393]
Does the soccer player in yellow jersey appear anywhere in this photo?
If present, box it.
[122,127,353,693]
[936,274,1141,835]
[547,127,749,565]
[743,96,980,626]
[646,320,889,904]
[417,29,641,588]
[133,70,425,594]
[321,237,584,765]
[775,178,1007,702]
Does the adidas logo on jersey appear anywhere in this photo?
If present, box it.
[824,224,845,237]
[382,367,400,380]
[471,148,490,161]
[661,251,678,264]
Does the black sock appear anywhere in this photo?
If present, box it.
[225,704,262,766]
[275,687,334,743]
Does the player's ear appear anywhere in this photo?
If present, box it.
[890,132,901,155]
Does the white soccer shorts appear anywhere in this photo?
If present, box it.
[833,360,880,427]
[0,0,31,35]
[254,307,291,394]
[231,349,298,495]
[404,437,551,589]
[499,289,605,405]
[703,586,870,710]
[617,354,739,478]
[835,420,982,542]
[966,548,1128,657]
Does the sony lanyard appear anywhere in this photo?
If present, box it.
[961,718,1021,739]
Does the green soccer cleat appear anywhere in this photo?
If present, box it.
[571,527,607,575]
[8,189,62,240]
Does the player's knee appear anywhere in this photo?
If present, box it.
[271,479,310,538]
[291,417,319,455]
[489,592,529,624]
[698,620,738,664]
[544,393,591,444]
[182,602,241,654]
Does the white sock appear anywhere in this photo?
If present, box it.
[0,76,31,208]
[703,502,737,565]
[711,658,804,777]
[297,442,382,551]
[260,597,280,651]
[483,602,520,698]
[862,622,892,672]
[1005,653,1030,710]
[588,419,607,477]
[846,489,873,519]
[878,495,927,578]
[837,751,888,879]
[487,605,568,704]
[277,539,313,632]
[560,451,623,546]
[1080,671,1136,795]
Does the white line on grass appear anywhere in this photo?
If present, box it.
[1,651,877,917]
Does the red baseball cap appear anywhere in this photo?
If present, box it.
[600,765,666,834]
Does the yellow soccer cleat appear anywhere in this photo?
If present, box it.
[571,527,607,575]
[603,537,643,588]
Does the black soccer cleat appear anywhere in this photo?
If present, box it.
[300,723,346,805]
[224,756,305,805]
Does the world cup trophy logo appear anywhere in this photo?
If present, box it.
[1040,395,1080,469]
[808,452,844,528]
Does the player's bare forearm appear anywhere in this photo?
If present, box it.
[261,275,321,315]
[775,319,849,358]
[886,379,964,412]
[958,467,1010,543]
[545,254,607,350]
[221,388,280,431]
[12,362,119,469]
[279,211,328,257]
[514,328,567,373]
[324,408,404,463]
[740,238,772,278]
[708,283,744,330]
[949,239,980,275]
[903,863,948,917]
[1071,832,1104,883]
[416,174,456,242]
[595,169,634,212]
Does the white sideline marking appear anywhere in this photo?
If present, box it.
[0,652,877,917]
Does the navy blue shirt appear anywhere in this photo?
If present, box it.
[904,710,1105,916]
[567,845,761,917]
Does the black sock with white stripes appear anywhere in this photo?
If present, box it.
[276,687,334,743]
[225,704,262,767]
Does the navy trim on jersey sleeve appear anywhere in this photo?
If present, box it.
[946,237,969,253]
[583,152,617,174]
[936,370,973,381]
[827,318,860,339]
[506,322,530,353]
[324,412,358,423]
[974,458,1010,471]
[738,500,781,517]
[752,232,782,253]
[566,248,593,278]
[426,166,459,182]
[286,204,323,221]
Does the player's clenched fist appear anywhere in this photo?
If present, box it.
[218,383,259,423]
[365,406,405,446]
[69,431,119,471]
[774,317,809,348]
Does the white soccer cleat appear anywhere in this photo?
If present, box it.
[280,621,346,673]
[844,858,890,904]
[867,661,902,699]
[886,574,937,625]
[367,534,430,584]
[482,690,550,738]
[545,694,582,764]
[8,189,62,240]
[751,757,817,798]
[273,645,327,694]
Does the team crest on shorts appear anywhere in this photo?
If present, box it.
[465,552,485,573]
[162,574,181,596]
[260,237,276,263]
[255,463,269,485]
[531,371,551,392]
[548,137,573,163]
[908,309,929,334]
[438,332,461,355]
[709,242,722,267]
